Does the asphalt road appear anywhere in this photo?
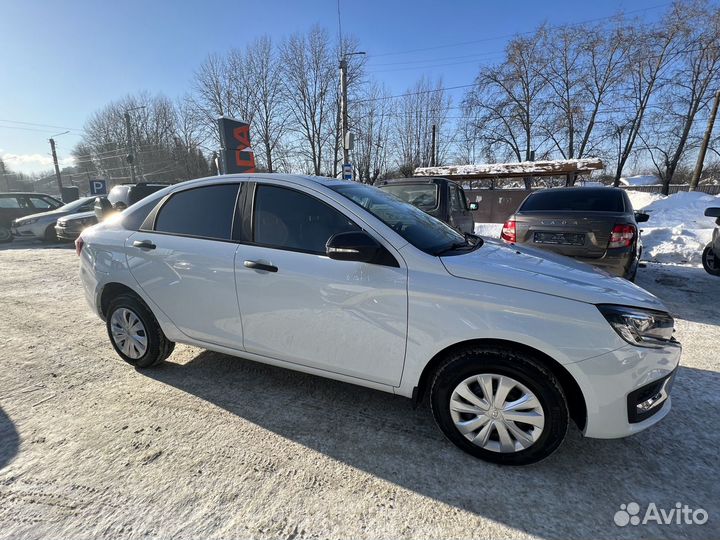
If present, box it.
[0,243,717,539]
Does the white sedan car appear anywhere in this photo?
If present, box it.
[78,174,681,465]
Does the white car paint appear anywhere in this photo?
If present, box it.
[79,173,681,440]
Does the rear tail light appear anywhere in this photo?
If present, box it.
[75,236,85,256]
[501,220,517,243]
[608,224,636,248]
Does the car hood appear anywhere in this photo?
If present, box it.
[440,239,665,310]
[14,208,72,223]
[58,210,96,223]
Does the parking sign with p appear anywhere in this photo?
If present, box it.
[89,180,107,196]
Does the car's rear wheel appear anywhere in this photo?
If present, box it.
[702,243,720,276]
[0,226,13,243]
[106,294,174,368]
[430,346,569,465]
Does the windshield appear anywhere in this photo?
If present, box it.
[58,197,93,212]
[331,183,465,255]
[378,183,438,211]
[521,189,625,212]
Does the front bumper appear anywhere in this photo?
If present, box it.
[11,222,46,239]
[55,224,82,240]
[565,340,681,439]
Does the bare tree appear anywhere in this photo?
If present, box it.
[351,83,392,183]
[280,26,337,175]
[245,36,288,173]
[392,76,451,176]
[639,1,720,194]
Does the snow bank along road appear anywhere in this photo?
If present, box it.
[0,245,718,540]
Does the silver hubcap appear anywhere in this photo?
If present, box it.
[707,248,717,269]
[450,374,545,453]
[110,308,148,359]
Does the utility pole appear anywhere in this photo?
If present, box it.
[0,159,9,191]
[48,130,68,195]
[690,89,720,191]
[340,57,350,167]
[339,51,365,179]
[124,111,137,184]
[430,124,437,167]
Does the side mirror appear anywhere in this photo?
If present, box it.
[635,212,650,223]
[468,202,479,211]
[326,231,381,263]
[94,197,112,221]
[704,207,720,218]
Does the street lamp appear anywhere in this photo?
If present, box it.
[340,51,366,179]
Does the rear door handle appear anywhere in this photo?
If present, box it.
[132,240,156,250]
[244,260,278,273]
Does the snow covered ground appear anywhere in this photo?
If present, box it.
[629,191,719,265]
[473,190,720,266]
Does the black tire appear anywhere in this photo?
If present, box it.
[430,346,569,466]
[106,293,174,368]
[702,243,720,276]
[43,225,57,242]
[0,226,13,243]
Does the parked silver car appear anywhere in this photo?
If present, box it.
[11,197,97,241]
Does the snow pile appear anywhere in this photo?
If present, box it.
[620,175,660,186]
[474,223,502,238]
[630,191,719,265]
[415,158,603,178]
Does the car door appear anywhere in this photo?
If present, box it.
[126,183,245,349]
[448,184,473,234]
[234,182,408,386]
[0,196,29,226]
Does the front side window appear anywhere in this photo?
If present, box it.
[154,184,239,240]
[254,185,359,254]
[379,183,438,211]
[331,183,466,255]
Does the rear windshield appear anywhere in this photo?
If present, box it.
[520,189,625,212]
[378,184,439,211]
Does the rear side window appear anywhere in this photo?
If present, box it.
[254,185,359,254]
[449,184,462,213]
[520,189,625,212]
[0,196,21,208]
[154,184,239,240]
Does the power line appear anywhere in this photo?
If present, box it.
[0,119,84,132]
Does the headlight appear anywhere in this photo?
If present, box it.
[17,218,38,225]
[597,304,675,347]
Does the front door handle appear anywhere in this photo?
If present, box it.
[132,240,156,250]
[244,260,278,273]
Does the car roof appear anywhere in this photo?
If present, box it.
[529,186,623,194]
[0,192,57,196]
[170,173,354,191]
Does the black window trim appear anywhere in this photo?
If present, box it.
[139,182,244,244]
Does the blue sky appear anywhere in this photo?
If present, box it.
[0,0,668,175]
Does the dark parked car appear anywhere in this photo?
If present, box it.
[55,182,170,241]
[500,187,649,280]
[702,207,720,276]
[376,177,478,234]
[0,192,63,243]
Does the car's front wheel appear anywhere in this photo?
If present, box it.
[702,243,720,276]
[106,294,175,368]
[430,347,569,465]
[0,226,13,243]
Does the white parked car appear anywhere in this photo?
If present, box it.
[78,174,681,465]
